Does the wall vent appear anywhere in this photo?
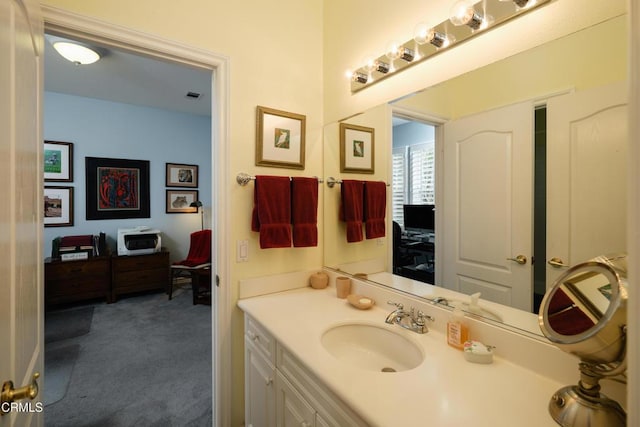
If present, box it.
[185,91,202,99]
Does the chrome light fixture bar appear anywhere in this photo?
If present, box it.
[349,0,550,93]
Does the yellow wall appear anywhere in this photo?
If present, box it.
[41,0,323,424]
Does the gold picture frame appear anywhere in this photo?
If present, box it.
[255,106,306,169]
[340,123,375,174]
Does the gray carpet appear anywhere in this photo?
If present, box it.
[44,289,212,427]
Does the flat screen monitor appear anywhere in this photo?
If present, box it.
[403,204,435,233]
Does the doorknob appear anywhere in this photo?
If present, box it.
[548,257,569,268]
[506,255,527,265]
[1,373,40,415]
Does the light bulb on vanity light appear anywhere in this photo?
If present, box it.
[414,22,453,48]
[449,0,485,30]
[345,69,368,84]
[385,41,414,63]
[364,56,390,74]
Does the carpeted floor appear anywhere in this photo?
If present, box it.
[44,289,212,427]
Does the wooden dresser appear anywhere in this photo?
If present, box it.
[110,251,170,302]
[45,256,112,306]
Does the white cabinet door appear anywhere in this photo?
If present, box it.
[245,339,276,427]
[546,82,627,288]
[443,101,534,311]
[275,371,314,427]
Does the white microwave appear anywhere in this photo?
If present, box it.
[117,227,162,256]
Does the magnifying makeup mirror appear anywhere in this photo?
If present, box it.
[538,254,628,427]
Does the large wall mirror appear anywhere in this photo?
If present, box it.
[323,10,628,337]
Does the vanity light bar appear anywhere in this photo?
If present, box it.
[349,0,550,93]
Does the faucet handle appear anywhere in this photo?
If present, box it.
[387,301,404,309]
[414,310,435,325]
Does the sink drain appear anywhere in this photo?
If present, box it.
[381,367,396,373]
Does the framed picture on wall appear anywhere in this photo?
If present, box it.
[166,189,199,213]
[44,186,74,227]
[44,141,73,182]
[85,157,150,220]
[340,123,375,174]
[255,105,306,170]
[166,163,198,188]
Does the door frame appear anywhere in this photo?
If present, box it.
[40,6,231,425]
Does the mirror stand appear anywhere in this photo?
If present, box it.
[549,354,627,427]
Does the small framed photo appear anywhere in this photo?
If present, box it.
[166,190,199,213]
[340,123,375,174]
[44,186,74,227]
[44,141,73,182]
[256,105,306,170]
[166,163,198,188]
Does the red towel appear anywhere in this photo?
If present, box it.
[364,181,386,239]
[251,175,292,249]
[339,180,364,243]
[174,229,212,267]
[291,177,318,247]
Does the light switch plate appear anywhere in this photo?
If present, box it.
[237,240,248,262]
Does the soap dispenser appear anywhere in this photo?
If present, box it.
[447,306,469,350]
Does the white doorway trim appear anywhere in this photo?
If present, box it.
[41,6,231,425]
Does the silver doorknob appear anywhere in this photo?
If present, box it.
[548,257,569,268]
[506,255,527,265]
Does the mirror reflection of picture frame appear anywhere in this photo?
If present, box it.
[340,123,375,174]
[44,141,73,182]
[44,186,74,227]
[166,163,198,188]
[166,189,199,214]
[255,105,306,170]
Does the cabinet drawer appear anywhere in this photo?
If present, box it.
[245,314,276,366]
[46,258,110,278]
[112,268,168,289]
[112,252,169,272]
[46,276,110,296]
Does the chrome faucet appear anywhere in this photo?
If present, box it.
[385,301,434,334]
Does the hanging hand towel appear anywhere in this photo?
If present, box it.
[364,181,386,239]
[251,175,292,248]
[339,180,364,242]
[291,177,318,247]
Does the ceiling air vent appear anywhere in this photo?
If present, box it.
[185,91,202,100]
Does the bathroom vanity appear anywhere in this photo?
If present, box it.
[238,277,569,427]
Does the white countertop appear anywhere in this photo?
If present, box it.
[238,286,563,427]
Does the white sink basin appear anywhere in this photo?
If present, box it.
[321,322,424,372]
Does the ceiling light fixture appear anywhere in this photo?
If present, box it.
[53,41,101,65]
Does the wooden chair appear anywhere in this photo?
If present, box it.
[169,229,212,301]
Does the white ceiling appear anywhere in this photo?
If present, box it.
[44,35,212,117]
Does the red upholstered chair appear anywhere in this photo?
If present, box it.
[169,229,212,303]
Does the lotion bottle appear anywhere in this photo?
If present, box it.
[447,306,469,350]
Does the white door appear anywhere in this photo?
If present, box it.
[546,82,628,288]
[0,0,44,425]
[442,101,533,311]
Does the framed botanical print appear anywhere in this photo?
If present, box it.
[44,141,73,182]
[340,123,375,174]
[44,186,74,227]
[255,105,306,169]
[85,157,150,220]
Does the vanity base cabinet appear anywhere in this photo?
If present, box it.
[245,315,277,427]
[244,314,367,427]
